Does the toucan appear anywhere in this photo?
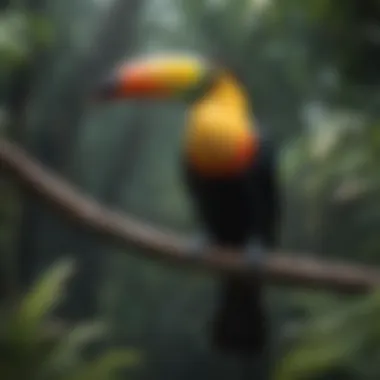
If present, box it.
[93,53,281,357]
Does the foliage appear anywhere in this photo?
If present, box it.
[276,291,380,380]
[0,259,141,380]
[0,7,54,72]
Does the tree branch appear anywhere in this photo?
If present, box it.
[1,138,380,294]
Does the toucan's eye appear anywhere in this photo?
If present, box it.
[182,68,218,103]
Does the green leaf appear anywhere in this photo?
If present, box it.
[46,322,108,374]
[275,338,352,380]
[8,258,75,344]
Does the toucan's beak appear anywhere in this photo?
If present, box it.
[92,55,212,102]
[92,63,175,102]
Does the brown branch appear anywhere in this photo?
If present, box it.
[1,138,380,294]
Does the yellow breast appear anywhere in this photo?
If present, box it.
[185,105,257,176]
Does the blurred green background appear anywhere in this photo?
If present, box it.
[1,0,380,379]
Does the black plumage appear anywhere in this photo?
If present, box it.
[182,135,280,356]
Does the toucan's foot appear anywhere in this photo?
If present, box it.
[244,237,267,266]
[187,232,213,257]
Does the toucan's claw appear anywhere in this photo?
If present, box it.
[244,238,266,266]
[187,232,213,257]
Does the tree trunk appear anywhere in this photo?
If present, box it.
[15,0,144,323]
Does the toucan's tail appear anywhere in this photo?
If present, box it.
[211,276,267,356]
